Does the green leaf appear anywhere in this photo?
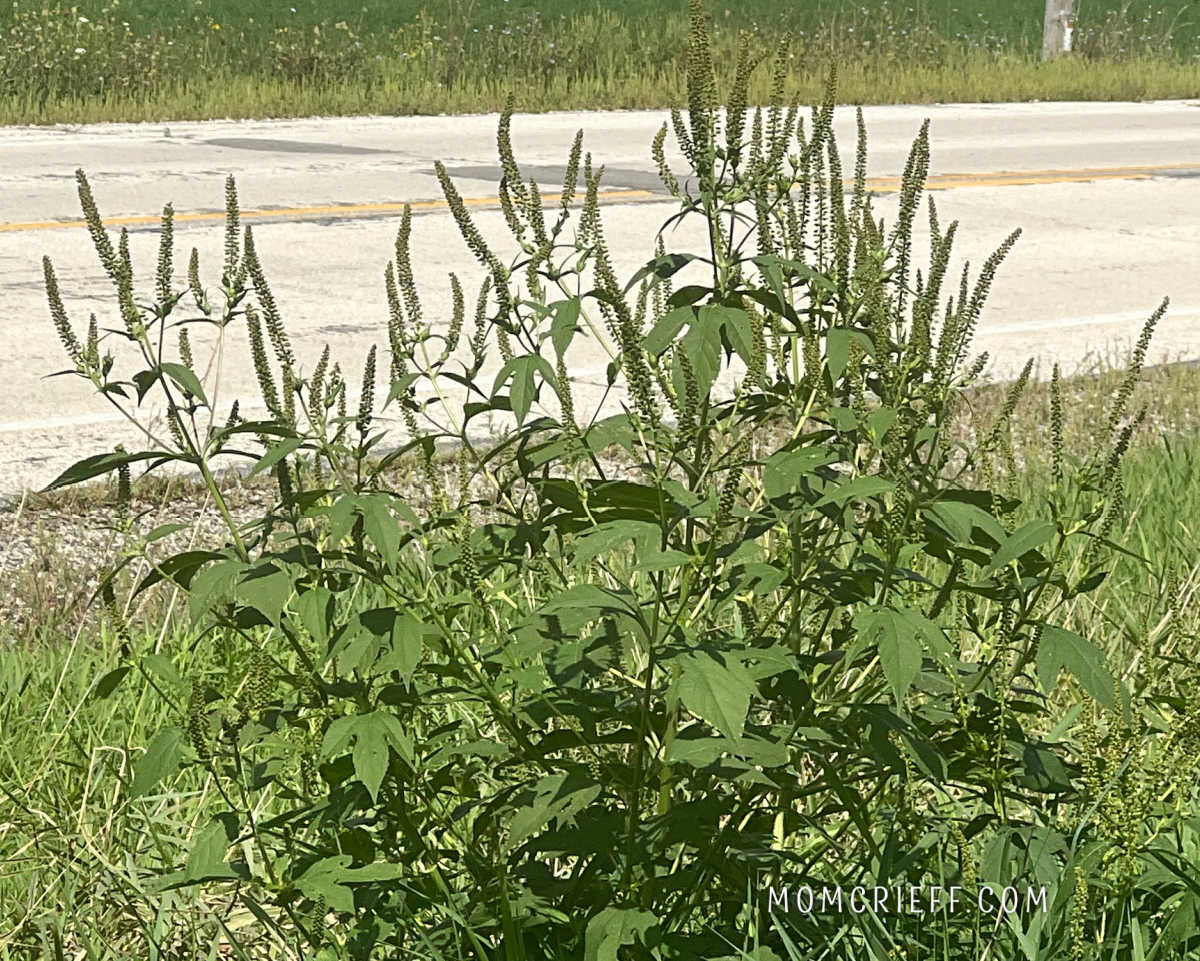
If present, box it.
[571,520,660,566]
[643,305,692,356]
[41,449,163,493]
[132,368,159,404]
[763,447,837,499]
[549,297,581,359]
[160,362,208,406]
[539,584,636,620]
[637,544,692,572]
[384,370,421,408]
[506,773,602,852]
[1036,626,1115,709]
[136,549,227,597]
[248,436,303,477]
[236,564,293,627]
[584,907,658,961]
[702,304,753,367]
[295,586,333,649]
[492,354,556,425]
[751,256,789,315]
[866,407,898,442]
[782,257,837,292]
[321,711,410,802]
[813,475,894,509]
[91,666,131,702]
[375,612,428,681]
[665,284,710,308]
[294,856,405,914]
[854,608,922,702]
[677,653,756,740]
[987,520,1057,573]
[359,494,402,567]
[142,653,183,690]
[621,252,697,295]
[926,500,1004,544]
[352,714,390,804]
[182,819,238,883]
[678,306,723,399]
[130,726,186,797]
[187,559,246,623]
[144,522,188,543]
[825,328,874,382]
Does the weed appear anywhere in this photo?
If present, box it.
[13,3,1200,959]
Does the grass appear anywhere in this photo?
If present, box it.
[1,0,1198,124]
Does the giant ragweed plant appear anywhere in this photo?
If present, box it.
[40,3,1196,959]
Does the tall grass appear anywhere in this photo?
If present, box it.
[0,0,1197,124]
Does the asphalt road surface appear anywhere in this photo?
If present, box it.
[1,100,1198,494]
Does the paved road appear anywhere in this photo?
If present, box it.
[1,101,1198,494]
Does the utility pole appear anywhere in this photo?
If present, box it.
[1042,0,1077,60]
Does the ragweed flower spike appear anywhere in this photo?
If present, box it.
[471,275,492,360]
[329,362,347,423]
[178,327,194,369]
[433,160,501,273]
[356,344,377,436]
[223,175,241,282]
[118,227,132,283]
[670,107,696,167]
[1103,297,1167,444]
[497,93,528,208]
[498,172,525,241]
[985,357,1034,454]
[684,0,717,155]
[1050,363,1065,483]
[445,273,465,357]
[188,247,205,310]
[385,261,408,381]
[723,35,755,168]
[156,203,174,307]
[394,205,423,334]
[947,228,1022,376]
[186,683,210,760]
[74,169,121,284]
[850,107,868,222]
[115,451,132,525]
[556,355,577,435]
[310,345,330,414]
[43,257,83,367]
[652,125,681,198]
[243,226,295,370]
[84,314,100,373]
[246,305,281,418]
[114,227,140,337]
[524,178,548,248]
[765,37,792,167]
[560,130,584,212]
[890,119,932,316]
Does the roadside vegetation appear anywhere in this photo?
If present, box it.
[0,0,1198,124]
[5,4,1200,958]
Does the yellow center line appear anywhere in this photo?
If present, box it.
[864,161,1198,189]
[0,188,656,232]
[1,162,1194,233]
[920,171,1155,190]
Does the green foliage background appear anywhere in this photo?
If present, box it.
[0,0,1197,122]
